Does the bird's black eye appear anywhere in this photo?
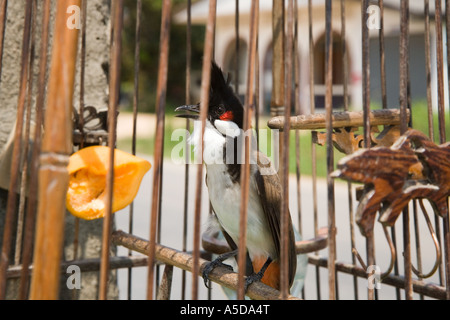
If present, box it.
[216,105,225,115]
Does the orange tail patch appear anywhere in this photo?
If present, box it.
[252,256,280,290]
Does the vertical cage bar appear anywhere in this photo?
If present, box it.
[442,0,450,300]
[147,0,171,300]
[399,0,409,135]
[308,0,320,300]
[324,0,336,301]
[341,0,349,112]
[280,0,293,300]
[14,0,36,267]
[29,0,80,299]
[341,0,359,300]
[272,0,285,201]
[447,0,450,128]
[99,0,123,300]
[191,0,217,300]
[0,0,7,81]
[412,201,424,300]
[0,0,33,299]
[237,0,258,300]
[235,0,239,94]
[424,0,434,141]
[78,0,87,149]
[71,2,87,291]
[271,0,284,118]
[361,0,371,148]
[294,0,302,244]
[362,0,376,301]
[18,0,51,300]
[435,0,446,143]
[381,0,401,300]
[126,0,142,301]
[378,0,387,110]
[181,0,191,301]
[283,0,294,298]
[399,0,413,300]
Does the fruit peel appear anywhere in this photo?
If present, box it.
[66,146,151,220]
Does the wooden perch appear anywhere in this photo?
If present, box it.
[112,230,301,300]
[268,109,410,131]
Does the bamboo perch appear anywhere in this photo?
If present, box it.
[29,0,80,300]
[268,109,410,131]
[112,230,301,300]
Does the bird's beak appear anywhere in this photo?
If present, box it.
[175,104,200,120]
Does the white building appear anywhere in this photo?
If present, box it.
[175,0,447,114]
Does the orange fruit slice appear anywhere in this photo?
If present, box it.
[66,146,151,220]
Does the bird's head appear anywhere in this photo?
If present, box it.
[175,62,244,137]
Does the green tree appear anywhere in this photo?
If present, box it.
[121,0,205,113]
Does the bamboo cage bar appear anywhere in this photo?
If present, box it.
[434,0,450,301]
[236,0,258,301]
[18,0,51,300]
[29,0,81,300]
[147,0,171,300]
[99,0,124,301]
[0,0,7,80]
[190,0,217,300]
[181,0,192,301]
[307,0,321,300]
[324,0,336,300]
[126,0,142,301]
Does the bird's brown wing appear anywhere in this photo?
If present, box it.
[253,151,297,287]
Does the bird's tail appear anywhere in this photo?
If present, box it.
[252,256,280,290]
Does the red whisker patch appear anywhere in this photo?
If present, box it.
[219,111,234,121]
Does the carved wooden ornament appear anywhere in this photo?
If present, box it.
[332,129,449,237]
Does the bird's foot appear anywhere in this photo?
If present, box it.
[244,257,273,292]
[202,250,237,288]
[244,271,265,292]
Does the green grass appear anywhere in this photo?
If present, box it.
[410,100,450,144]
[117,101,449,178]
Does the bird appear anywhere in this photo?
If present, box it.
[175,62,297,293]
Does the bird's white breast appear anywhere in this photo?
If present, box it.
[205,164,276,260]
[189,120,276,259]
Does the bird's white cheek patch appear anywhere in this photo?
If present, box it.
[214,119,240,138]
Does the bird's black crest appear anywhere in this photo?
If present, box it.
[209,62,244,128]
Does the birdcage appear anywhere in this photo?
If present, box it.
[0,0,449,302]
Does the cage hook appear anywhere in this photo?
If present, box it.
[352,224,396,281]
[409,199,442,279]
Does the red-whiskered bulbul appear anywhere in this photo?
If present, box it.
[175,62,297,292]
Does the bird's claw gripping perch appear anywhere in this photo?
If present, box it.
[202,249,238,288]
